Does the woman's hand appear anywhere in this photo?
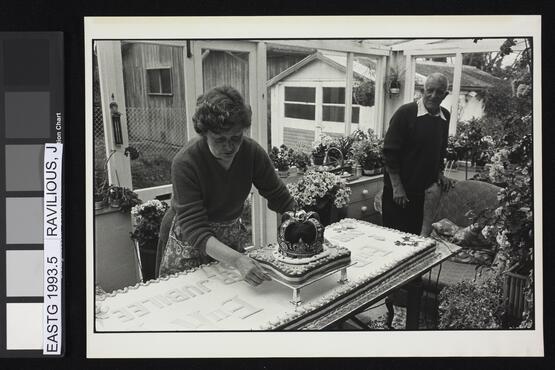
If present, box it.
[233,255,271,286]
[205,236,271,286]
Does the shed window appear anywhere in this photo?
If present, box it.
[322,87,360,123]
[284,86,316,120]
[147,68,172,95]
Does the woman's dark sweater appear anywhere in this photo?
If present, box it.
[383,102,450,194]
[171,136,295,252]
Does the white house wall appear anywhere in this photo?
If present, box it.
[270,59,378,148]
[284,60,347,82]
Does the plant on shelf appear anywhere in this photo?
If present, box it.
[311,134,334,165]
[269,144,294,177]
[94,174,108,210]
[290,149,311,174]
[286,170,351,226]
[351,129,384,175]
[328,135,355,162]
[94,146,140,210]
[107,185,141,213]
[130,199,169,281]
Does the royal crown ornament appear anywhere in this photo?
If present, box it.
[278,210,324,258]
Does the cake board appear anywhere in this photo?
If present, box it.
[248,244,354,305]
[269,261,357,305]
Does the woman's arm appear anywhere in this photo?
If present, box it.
[205,236,270,286]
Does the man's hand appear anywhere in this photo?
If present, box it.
[392,183,409,208]
[438,173,454,192]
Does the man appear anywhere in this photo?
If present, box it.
[382,72,453,235]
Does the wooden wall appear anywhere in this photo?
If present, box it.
[121,43,188,146]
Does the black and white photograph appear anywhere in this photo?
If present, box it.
[86,16,543,358]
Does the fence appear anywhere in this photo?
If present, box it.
[93,106,189,190]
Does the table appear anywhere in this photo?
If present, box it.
[278,239,460,330]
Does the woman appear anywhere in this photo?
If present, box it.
[158,86,296,286]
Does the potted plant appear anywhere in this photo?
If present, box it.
[107,185,141,213]
[286,170,351,226]
[94,174,108,210]
[269,145,293,178]
[329,135,355,163]
[351,129,384,175]
[130,200,169,281]
[311,134,334,165]
[291,149,311,174]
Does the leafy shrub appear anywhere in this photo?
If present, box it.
[438,276,505,329]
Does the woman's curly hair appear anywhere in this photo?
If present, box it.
[192,86,252,134]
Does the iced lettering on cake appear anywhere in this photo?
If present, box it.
[127,303,150,317]
[113,308,135,323]
[141,298,165,309]
[166,289,190,303]
[352,245,393,268]
[155,294,174,306]
[196,279,212,292]
[180,284,206,297]
[201,264,243,285]
[206,309,232,322]
[171,311,212,330]
[221,296,263,319]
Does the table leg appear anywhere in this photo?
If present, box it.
[385,295,394,329]
[405,278,423,330]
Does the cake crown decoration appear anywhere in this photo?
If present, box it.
[278,210,324,258]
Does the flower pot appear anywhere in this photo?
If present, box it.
[278,169,289,178]
[312,154,325,166]
[306,197,346,227]
[389,87,400,95]
[110,199,121,208]
[363,168,383,176]
[138,241,158,282]
[94,195,106,210]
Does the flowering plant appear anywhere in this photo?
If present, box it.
[286,170,351,209]
[290,149,311,171]
[311,134,335,158]
[350,129,384,170]
[130,200,170,248]
[269,144,294,171]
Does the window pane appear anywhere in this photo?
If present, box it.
[284,86,315,103]
[323,87,345,104]
[160,69,172,94]
[323,105,344,122]
[284,103,315,120]
[352,107,360,123]
[147,69,161,94]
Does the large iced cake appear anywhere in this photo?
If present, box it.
[96,219,437,331]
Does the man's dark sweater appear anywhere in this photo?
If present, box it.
[171,136,295,253]
[383,101,450,194]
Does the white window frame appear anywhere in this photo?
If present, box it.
[283,85,317,121]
